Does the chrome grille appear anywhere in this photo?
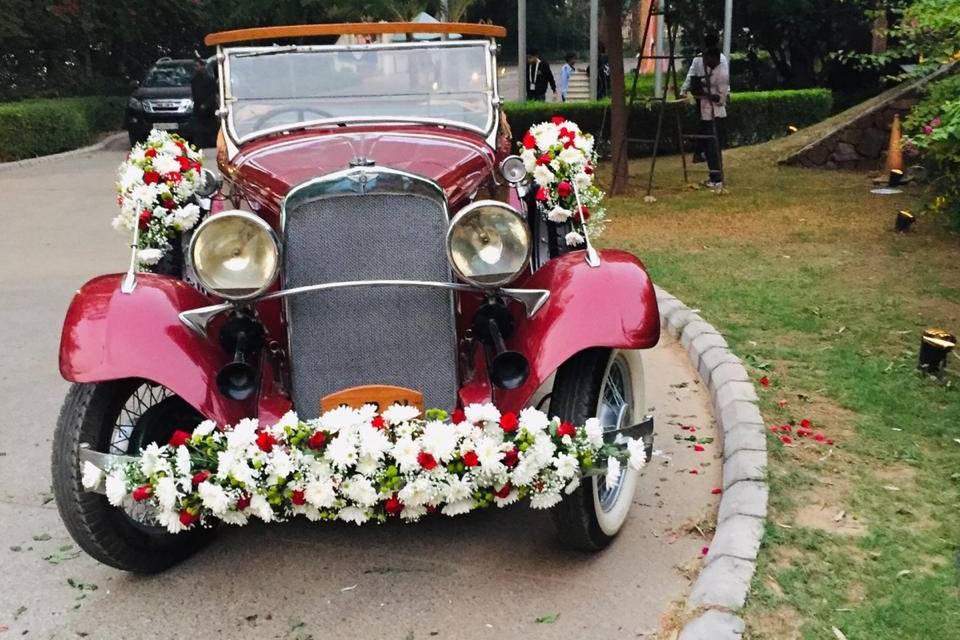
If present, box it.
[282,181,458,419]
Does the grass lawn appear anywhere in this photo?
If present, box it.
[600,139,960,639]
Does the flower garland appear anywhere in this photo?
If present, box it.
[82,404,647,533]
[112,130,204,269]
[519,116,607,247]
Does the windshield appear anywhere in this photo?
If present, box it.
[143,64,193,88]
[224,42,495,142]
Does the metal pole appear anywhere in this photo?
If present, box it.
[518,0,527,101]
[589,0,599,100]
[440,0,449,40]
[653,0,665,97]
[723,0,733,63]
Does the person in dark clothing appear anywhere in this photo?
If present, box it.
[525,48,556,101]
[190,58,218,147]
[596,43,611,100]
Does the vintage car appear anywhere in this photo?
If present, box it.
[52,22,660,572]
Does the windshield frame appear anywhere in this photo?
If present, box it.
[219,39,500,147]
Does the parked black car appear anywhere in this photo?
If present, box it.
[125,57,216,147]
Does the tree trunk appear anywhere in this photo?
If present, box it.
[604,0,629,194]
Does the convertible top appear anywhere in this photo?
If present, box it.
[205,22,506,46]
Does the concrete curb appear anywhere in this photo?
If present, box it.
[655,285,767,639]
[0,131,126,173]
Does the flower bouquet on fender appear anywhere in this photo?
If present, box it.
[112,130,205,272]
[82,403,648,533]
[519,116,607,248]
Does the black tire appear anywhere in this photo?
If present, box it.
[52,380,212,573]
[550,348,641,551]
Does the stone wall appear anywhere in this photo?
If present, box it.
[782,63,957,170]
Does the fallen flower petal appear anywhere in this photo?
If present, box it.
[693,444,705,452]
[800,419,811,429]
[760,376,770,387]
[689,469,699,475]
[814,433,826,442]
[711,487,722,495]
[701,546,709,556]
[780,435,793,445]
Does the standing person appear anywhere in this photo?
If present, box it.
[190,58,218,147]
[525,48,557,101]
[596,42,611,99]
[681,32,729,188]
[558,52,577,101]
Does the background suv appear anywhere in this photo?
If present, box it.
[125,57,215,147]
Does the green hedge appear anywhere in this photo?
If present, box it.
[504,89,833,156]
[0,96,125,162]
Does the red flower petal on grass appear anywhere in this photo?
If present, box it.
[711,487,722,495]
[689,469,699,475]
[191,470,211,487]
[417,451,437,470]
[800,419,811,428]
[500,412,519,433]
[462,450,479,467]
[777,399,789,409]
[450,408,466,424]
[826,439,834,445]
[131,484,153,501]
[291,490,306,506]
[693,444,705,452]
[780,435,793,445]
[384,495,404,515]
[307,431,326,449]
[701,546,709,556]
[168,430,192,447]
[814,433,826,442]
[556,422,577,438]
[256,431,277,452]
[759,376,770,387]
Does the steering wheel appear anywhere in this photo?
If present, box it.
[252,106,335,131]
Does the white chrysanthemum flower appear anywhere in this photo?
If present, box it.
[160,140,182,157]
[248,493,274,522]
[564,477,581,494]
[355,453,380,476]
[342,477,379,507]
[530,432,557,464]
[400,504,427,522]
[128,146,147,162]
[174,203,200,230]
[104,470,127,507]
[443,476,474,503]
[475,436,506,474]
[81,461,103,490]
[575,134,594,154]
[565,231,585,246]
[266,449,294,482]
[111,212,134,234]
[319,405,360,433]
[156,509,185,534]
[304,477,337,508]
[574,171,593,191]
[549,158,562,172]
[558,146,585,166]
[220,510,249,526]
[136,248,164,267]
[530,491,562,509]
[398,477,434,507]
[383,403,420,424]
[338,506,368,525]
[198,481,230,515]
[357,404,378,422]
[532,164,555,187]
[227,418,259,448]
[358,424,391,460]
[464,403,500,425]
[441,499,474,517]
[494,488,519,507]
[119,164,144,191]
[155,476,179,511]
[129,183,160,208]
[532,124,560,150]
[519,407,551,434]
[510,457,538,486]
[584,418,604,448]
[193,419,217,438]
[553,453,579,480]
[139,443,166,475]
[547,205,572,223]
[326,432,358,470]
[521,148,537,172]
[605,458,622,486]
[152,153,180,175]
[420,420,459,462]
[627,437,647,471]
[174,177,195,201]
[216,449,256,487]
[392,437,422,473]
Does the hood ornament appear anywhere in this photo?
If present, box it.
[349,156,375,168]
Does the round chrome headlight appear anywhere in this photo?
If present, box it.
[499,155,528,184]
[189,210,280,300]
[447,200,531,288]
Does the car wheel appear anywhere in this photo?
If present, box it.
[51,380,214,573]
[550,348,645,550]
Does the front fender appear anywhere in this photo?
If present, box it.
[59,274,247,425]
[497,249,660,412]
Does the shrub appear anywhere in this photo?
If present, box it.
[504,89,832,157]
[0,96,125,162]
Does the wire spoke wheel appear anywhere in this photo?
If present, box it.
[593,354,633,512]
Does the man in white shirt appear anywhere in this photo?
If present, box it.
[681,33,730,188]
[558,52,577,102]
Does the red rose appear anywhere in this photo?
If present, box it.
[138,209,152,229]
[462,450,479,467]
[495,482,512,498]
[535,186,548,202]
[164,171,182,184]
[191,470,211,486]
[800,419,811,428]
[551,115,566,125]
[235,493,251,511]
[161,198,176,210]
[256,431,277,453]
[177,155,191,171]
[179,510,199,527]
[371,415,386,430]
[307,431,326,449]
[131,484,153,502]
[557,181,572,198]
[450,408,466,424]
[502,447,519,468]
[574,206,590,222]
[384,495,404,515]
[144,148,157,158]
[142,170,160,185]
[291,489,306,506]
[500,412,519,433]
[522,132,536,149]
[584,164,594,175]
[168,430,192,447]
[556,422,576,438]
[537,153,552,165]
[175,141,186,153]
[417,451,437,470]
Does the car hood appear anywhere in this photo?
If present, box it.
[230,127,496,213]
[133,86,192,100]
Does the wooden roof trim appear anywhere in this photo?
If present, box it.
[205,22,506,46]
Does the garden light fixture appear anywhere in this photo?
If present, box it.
[918,328,956,377]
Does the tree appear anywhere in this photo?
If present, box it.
[604,0,629,194]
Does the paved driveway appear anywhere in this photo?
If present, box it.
[0,148,719,639]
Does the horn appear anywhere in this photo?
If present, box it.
[473,302,530,390]
[216,310,265,400]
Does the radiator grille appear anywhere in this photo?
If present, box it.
[283,191,458,419]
